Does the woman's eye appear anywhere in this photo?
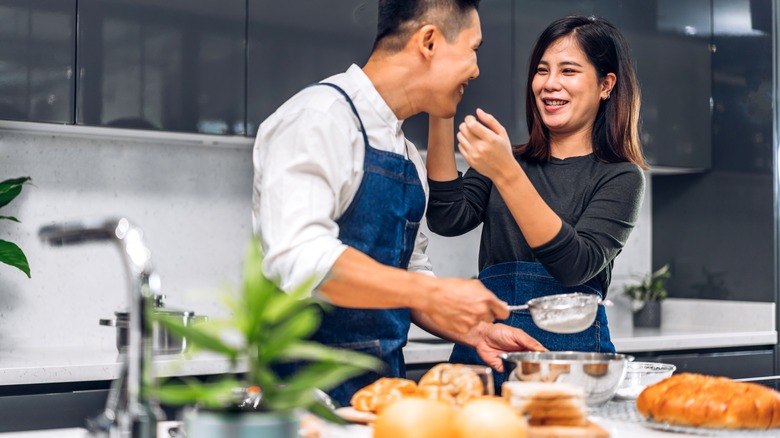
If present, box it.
[536,67,548,74]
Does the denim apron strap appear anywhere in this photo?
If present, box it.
[281,82,426,407]
[450,261,615,394]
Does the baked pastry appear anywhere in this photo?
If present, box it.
[350,377,418,413]
[636,373,780,429]
[418,363,485,407]
[502,381,588,427]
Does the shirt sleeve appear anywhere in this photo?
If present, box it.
[533,164,646,287]
[252,104,357,295]
[426,168,492,236]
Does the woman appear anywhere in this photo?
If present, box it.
[426,16,646,386]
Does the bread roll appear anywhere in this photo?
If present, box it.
[350,377,418,413]
[636,373,780,429]
[418,363,484,407]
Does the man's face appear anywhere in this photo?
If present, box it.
[428,10,482,118]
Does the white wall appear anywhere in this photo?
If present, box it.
[1,126,254,351]
[0,126,651,351]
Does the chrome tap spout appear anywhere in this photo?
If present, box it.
[39,217,158,438]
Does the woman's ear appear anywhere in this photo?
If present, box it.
[601,72,617,100]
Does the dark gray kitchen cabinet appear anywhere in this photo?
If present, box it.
[0,0,76,124]
[651,0,774,304]
[619,0,712,169]
[76,0,246,134]
[632,347,775,380]
[246,1,377,137]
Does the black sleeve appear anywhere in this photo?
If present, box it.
[532,165,646,286]
[426,168,493,237]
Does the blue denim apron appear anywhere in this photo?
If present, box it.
[449,261,615,393]
[305,82,426,407]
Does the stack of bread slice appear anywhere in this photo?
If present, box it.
[502,381,588,427]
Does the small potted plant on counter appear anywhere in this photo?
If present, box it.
[0,177,32,278]
[153,237,382,438]
[622,264,670,328]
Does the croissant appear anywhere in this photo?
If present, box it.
[636,373,780,429]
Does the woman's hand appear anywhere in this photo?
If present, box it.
[457,108,516,183]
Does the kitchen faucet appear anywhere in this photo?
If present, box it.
[39,217,159,438]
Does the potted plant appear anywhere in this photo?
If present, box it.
[153,237,383,438]
[622,264,670,328]
[0,177,32,278]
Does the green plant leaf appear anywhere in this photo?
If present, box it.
[307,400,346,424]
[155,315,240,359]
[284,361,371,394]
[0,216,19,223]
[622,264,671,306]
[258,307,321,362]
[264,278,318,324]
[152,377,240,409]
[0,177,31,209]
[0,240,30,278]
[278,341,384,371]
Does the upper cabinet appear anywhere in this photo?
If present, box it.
[76,0,246,134]
[0,0,76,124]
[619,0,713,170]
[0,0,719,157]
[246,1,377,136]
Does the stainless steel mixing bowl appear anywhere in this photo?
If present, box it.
[501,351,633,406]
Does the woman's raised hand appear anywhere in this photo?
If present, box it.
[457,108,514,182]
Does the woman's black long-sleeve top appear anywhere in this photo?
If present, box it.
[426,154,645,295]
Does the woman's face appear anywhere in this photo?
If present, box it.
[531,36,612,139]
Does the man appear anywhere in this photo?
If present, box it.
[253,0,543,406]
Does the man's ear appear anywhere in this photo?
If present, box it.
[415,24,438,60]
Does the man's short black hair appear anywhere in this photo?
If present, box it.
[373,0,480,53]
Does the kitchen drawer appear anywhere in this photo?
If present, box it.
[632,348,774,379]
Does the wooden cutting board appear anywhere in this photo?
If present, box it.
[529,421,609,437]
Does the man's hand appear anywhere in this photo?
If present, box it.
[473,323,547,371]
[421,278,510,335]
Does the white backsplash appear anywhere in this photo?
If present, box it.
[0,127,651,350]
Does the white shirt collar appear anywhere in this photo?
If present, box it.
[345,64,405,134]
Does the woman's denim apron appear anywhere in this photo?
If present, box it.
[304,82,426,407]
[449,261,615,393]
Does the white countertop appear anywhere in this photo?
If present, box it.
[0,348,247,386]
[0,299,775,386]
